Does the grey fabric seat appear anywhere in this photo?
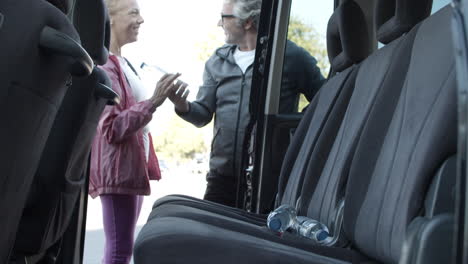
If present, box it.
[342,6,456,262]
[10,0,117,262]
[133,1,456,264]
[0,0,93,262]
[135,0,428,239]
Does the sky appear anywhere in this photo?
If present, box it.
[291,0,333,36]
[124,0,228,79]
[121,0,333,135]
[121,0,449,105]
[123,0,333,88]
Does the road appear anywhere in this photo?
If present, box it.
[84,167,206,264]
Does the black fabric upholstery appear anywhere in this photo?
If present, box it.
[327,0,370,72]
[10,0,111,258]
[424,155,456,217]
[12,67,110,255]
[303,25,419,233]
[344,6,455,263]
[275,92,320,205]
[135,4,457,264]
[280,66,358,206]
[73,0,110,65]
[153,194,268,225]
[399,215,454,264]
[0,0,81,262]
[375,0,433,44]
[135,216,369,264]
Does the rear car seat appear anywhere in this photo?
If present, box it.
[135,0,428,238]
[342,5,456,262]
[133,1,455,264]
[9,0,118,263]
[0,0,92,262]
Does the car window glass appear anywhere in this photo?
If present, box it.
[432,0,451,13]
[279,0,332,113]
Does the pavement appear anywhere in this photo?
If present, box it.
[83,166,207,264]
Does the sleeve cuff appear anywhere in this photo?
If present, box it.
[141,99,158,114]
[175,103,191,117]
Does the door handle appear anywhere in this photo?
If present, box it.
[39,26,93,77]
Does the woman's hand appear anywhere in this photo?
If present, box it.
[150,73,182,108]
[168,80,190,113]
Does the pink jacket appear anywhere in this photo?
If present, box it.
[89,55,161,198]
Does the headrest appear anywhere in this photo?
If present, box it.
[73,0,110,65]
[327,0,371,72]
[376,0,433,44]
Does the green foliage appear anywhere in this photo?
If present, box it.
[298,94,309,112]
[287,16,329,73]
[195,29,225,62]
[153,112,212,162]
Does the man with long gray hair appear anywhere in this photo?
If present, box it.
[168,0,325,206]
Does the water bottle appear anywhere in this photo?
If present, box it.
[267,204,297,233]
[296,216,330,243]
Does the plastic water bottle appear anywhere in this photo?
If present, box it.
[267,205,330,243]
[267,204,297,233]
[296,216,330,243]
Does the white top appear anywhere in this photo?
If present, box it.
[233,48,255,74]
[118,56,150,162]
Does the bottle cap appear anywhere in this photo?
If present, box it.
[268,219,282,231]
[316,230,329,241]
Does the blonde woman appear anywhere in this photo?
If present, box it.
[89,0,185,263]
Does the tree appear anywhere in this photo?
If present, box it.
[287,16,329,72]
[195,28,225,62]
[153,112,212,163]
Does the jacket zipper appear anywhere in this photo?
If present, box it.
[233,64,253,178]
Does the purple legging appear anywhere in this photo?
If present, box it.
[100,194,144,264]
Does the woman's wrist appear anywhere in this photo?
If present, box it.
[146,99,159,113]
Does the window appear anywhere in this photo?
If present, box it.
[280,0,332,112]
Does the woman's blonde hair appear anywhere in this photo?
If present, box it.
[104,0,120,16]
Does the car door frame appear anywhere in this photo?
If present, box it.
[238,0,295,213]
[451,0,468,262]
[240,0,349,214]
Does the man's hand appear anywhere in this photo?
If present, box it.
[168,79,190,113]
[150,73,182,108]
